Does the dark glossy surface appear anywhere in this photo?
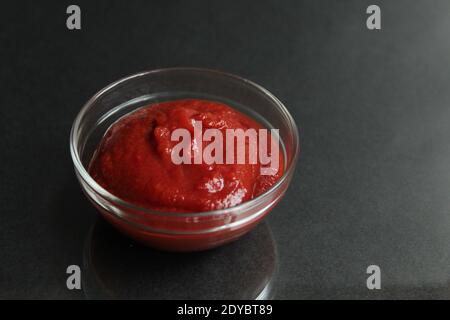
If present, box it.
[2,0,450,299]
[83,219,277,300]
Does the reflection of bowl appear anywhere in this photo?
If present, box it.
[70,68,299,251]
[83,218,278,299]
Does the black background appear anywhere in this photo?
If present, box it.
[2,0,450,299]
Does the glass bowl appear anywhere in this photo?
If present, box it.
[70,68,299,252]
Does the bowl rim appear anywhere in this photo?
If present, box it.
[70,67,300,218]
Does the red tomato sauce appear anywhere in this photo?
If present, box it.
[89,99,283,213]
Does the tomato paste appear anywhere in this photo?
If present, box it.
[89,99,283,212]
